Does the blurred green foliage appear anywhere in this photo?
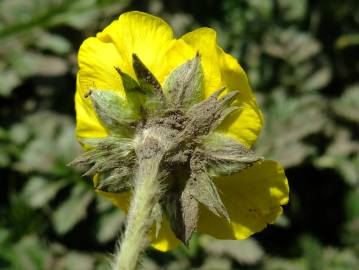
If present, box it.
[1,0,358,269]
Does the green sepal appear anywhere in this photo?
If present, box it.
[69,136,136,181]
[151,202,163,238]
[116,55,165,116]
[162,189,199,245]
[189,155,229,220]
[201,132,262,176]
[163,53,203,108]
[179,88,239,140]
[179,183,199,244]
[132,54,165,103]
[115,67,147,117]
[88,90,138,136]
[95,170,132,193]
[162,192,183,241]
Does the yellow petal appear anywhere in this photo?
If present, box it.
[160,39,197,83]
[181,28,223,97]
[76,36,126,139]
[93,175,131,210]
[216,48,264,147]
[198,160,289,239]
[75,76,107,139]
[97,11,176,81]
[78,37,125,96]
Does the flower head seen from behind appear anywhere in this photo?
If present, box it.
[72,11,289,252]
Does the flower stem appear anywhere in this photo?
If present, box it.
[114,154,163,270]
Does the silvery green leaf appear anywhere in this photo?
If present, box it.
[89,90,138,136]
[52,185,93,235]
[22,176,67,208]
[200,257,232,270]
[36,32,72,54]
[96,209,125,244]
[203,238,264,265]
[163,53,203,108]
[333,84,359,124]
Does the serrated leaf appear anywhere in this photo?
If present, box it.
[255,91,326,167]
[0,69,20,96]
[202,237,264,265]
[200,257,232,270]
[302,65,331,92]
[22,176,67,208]
[163,53,203,108]
[36,32,72,54]
[96,209,125,243]
[14,112,79,174]
[52,185,93,235]
[333,84,359,124]
[278,0,307,21]
[59,252,95,270]
[11,235,50,270]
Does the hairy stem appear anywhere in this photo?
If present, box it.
[114,154,163,270]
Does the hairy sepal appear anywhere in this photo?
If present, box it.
[95,170,132,193]
[115,56,165,116]
[70,136,136,193]
[88,90,138,136]
[115,67,147,116]
[202,132,263,176]
[132,54,165,107]
[163,53,203,108]
[173,88,239,143]
[189,155,229,220]
[151,202,163,238]
[162,189,199,245]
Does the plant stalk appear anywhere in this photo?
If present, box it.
[114,154,163,270]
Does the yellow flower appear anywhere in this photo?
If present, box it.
[75,11,289,252]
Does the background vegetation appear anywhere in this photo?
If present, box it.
[1,0,358,269]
